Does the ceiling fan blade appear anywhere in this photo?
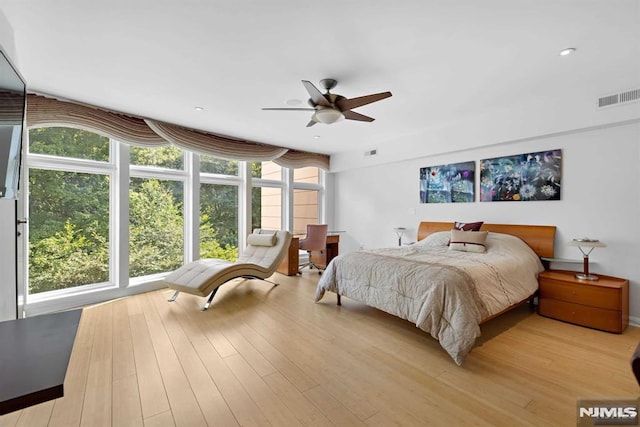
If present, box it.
[306,120,317,127]
[262,107,316,111]
[301,80,332,108]
[336,91,392,111]
[343,110,375,122]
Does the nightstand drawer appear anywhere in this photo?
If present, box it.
[538,298,622,333]
[539,279,621,310]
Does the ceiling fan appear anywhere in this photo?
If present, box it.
[262,79,392,127]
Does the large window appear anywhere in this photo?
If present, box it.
[23,128,325,313]
[200,155,238,175]
[27,128,112,295]
[200,183,238,261]
[292,167,323,234]
[252,186,282,231]
[251,161,284,232]
[130,146,186,278]
[129,177,184,277]
[29,127,110,161]
[200,156,241,261]
[131,145,184,169]
[28,170,110,294]
[293,188,320,234]
[294,166,320,184]
[252,160,281,179]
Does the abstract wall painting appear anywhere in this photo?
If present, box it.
[420,161,475,203]
[479,149,562,202]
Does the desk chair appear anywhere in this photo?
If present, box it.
[298,224,328,274]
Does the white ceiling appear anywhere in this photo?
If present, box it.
[0,0,638,156]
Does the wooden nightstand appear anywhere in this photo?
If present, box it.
[538,270,629,333]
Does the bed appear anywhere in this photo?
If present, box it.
[314,221,556,365]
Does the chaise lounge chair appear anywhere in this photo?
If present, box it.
[163,229,292,310]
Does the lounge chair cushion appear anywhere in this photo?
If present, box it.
[163,229,292,297]
[164,259,264,296]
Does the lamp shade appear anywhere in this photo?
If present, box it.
[312,108,344,124]
[567,238,606,248]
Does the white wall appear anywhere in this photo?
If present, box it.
[332,121,640,322]
[0,10,17,62]
[331,87,640,173]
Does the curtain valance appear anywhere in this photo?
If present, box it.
[25,94,330,169]
[145,119,287,162]
[273,149,330,170]
[26,94,167,146]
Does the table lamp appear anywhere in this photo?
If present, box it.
[567,238,606,280]
[393,227,406,246]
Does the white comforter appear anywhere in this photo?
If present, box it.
[314,232,544,365]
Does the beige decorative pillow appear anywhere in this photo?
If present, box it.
[449,229,488,253]
[247,233,277,247]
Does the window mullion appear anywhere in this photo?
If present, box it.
[284,167,293,232]
[186,152,199,262]
[239,161,251,251]
[129,165,188,180]
[27,154,115,175]
[115,142,129,287]
[318,169,326,224]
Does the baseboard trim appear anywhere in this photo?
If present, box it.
[629,316,640,328]
[22,280,166,317]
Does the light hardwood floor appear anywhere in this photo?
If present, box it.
[2,273,639,427]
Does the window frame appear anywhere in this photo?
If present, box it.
[252,162,286,232]
[22,141,118,308]
[128,146,189,284]
[290,167,325,233]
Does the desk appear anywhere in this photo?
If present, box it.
[0,309,82,415]
[277,234,340,276]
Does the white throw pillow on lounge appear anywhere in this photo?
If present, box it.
[247,233,277,247]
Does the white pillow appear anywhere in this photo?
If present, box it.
[247,233,277,247]
[449,229,488,253]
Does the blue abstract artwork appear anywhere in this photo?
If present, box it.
[419,161,475,203]
[480,149,562,202]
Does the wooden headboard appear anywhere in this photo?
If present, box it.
[417,221,556,258]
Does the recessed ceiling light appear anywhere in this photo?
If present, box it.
[559,48,576,56]
[194,106,204,111]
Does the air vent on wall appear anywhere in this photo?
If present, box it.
[598,88,640,108]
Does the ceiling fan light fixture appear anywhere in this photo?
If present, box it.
[262,79,391,126]
[313,108,344,124]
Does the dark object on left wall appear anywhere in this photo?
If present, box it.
[0,47,26,200]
